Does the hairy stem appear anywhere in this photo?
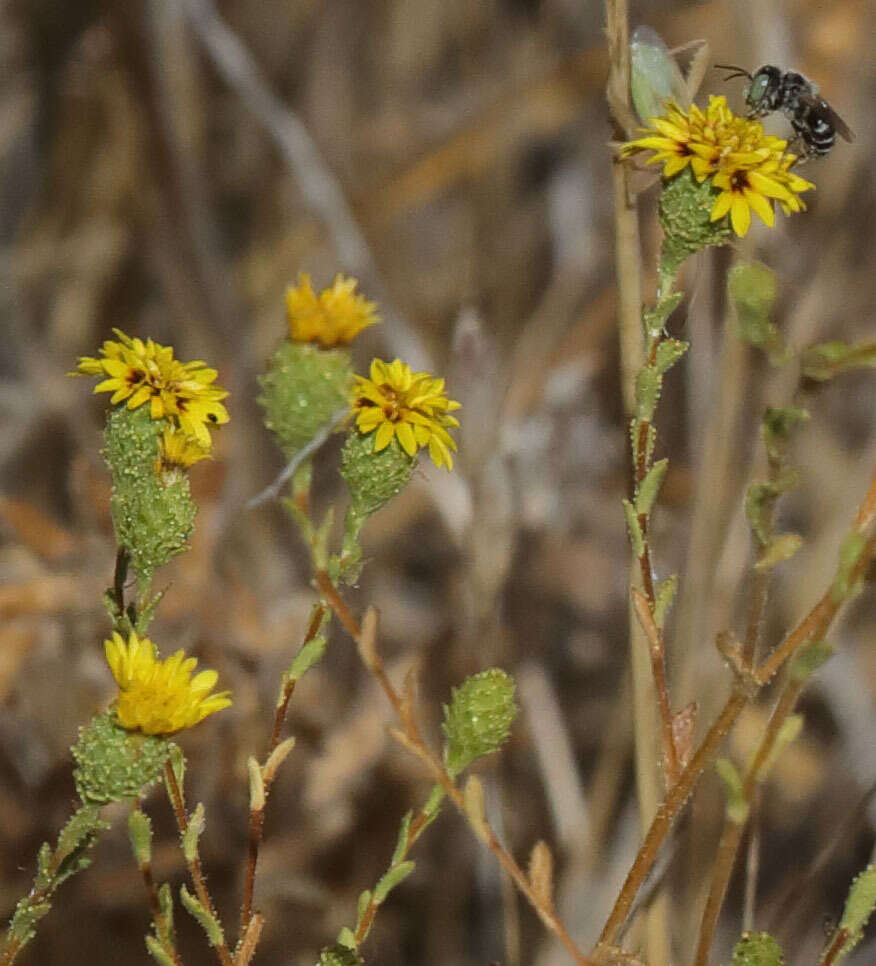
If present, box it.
[164,763,233,966]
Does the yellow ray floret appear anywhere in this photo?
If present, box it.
[104,630,231,736]
[73,330,229,447]
[285,273,379,348]
[155,426,212,479]
[352,358,461,470]
[620,95,814,237]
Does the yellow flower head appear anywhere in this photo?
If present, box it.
[352,358,461,470]
[74,330,229,447]
[104,630,231,736]
[285,273,379,348]
[621,95,814,237]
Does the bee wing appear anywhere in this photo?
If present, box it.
[800,92,856,142]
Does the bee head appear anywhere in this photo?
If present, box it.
[746,65,782,111]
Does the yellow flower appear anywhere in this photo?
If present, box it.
[74,330,229,446]
[104,630,231,736]
[155,426,211,479]
[352,358,460,470]
[621,95,814,237]
[285,273,379,348]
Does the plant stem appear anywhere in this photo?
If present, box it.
[596,472,876,951]
[131,804,183,966]
[820,927,850,966]
[164,763,234,966]
[239,603,326,938]
[316,576,594,966]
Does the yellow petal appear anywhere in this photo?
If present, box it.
[373,421,395,452]
[730,195,751,237]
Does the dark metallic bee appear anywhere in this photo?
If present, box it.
[716,64,855,159]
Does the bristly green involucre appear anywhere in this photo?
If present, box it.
[442,669,517,779]
[258,341,353,459]
[72,712,171,805]
[104,406,197,593]
[731,931,784,966]
[659,167,733,277]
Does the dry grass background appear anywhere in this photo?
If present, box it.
[0,0,875,963]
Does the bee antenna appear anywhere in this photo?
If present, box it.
[714,63,752,82]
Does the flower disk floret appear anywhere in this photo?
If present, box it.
[104,630,231,736]
[74,329,229,447]
[621,94,814,237]
[286,273,379,348]
[352,358,460,470]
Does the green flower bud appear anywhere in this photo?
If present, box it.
[731,931,784,966]
[659,168,733,278]
[104,406,196,593]
[258,341,353,460]
[442,669,517,779]
[72,712,170,805]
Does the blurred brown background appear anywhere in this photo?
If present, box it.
[1,0,874,963]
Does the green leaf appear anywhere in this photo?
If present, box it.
[128,809,153,867]
[789,640,834,682]
[179,885,224,948]
[374,861,416,905]
[715,758,748,825]
[391,812,412,866]
[728,261,784,363]
[288,632,328,683]
[831,530,867,603]
[653,575,678,629]
[182,804,205,863]
[157,882,174,934]
[622,499,645,557]
[834,865,876,960]
[755,716,804,782]
[355,890,372,931]
[636,458,668,517]
[801,340,876,382]
[654,338,689,376]
[146,936,177,966]
[336,926,357,950]
[635,365,662,421]
[755,533,803,571]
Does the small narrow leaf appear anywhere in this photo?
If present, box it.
[248,757,265,812]
[355,890,372,929]
[636,458,668,516]
[182,803,205,863]
[756,715,804,782]
[462,775,489,842]
[789,640,834,682]
[654,338,689,375]
[654,575,678,629]
[831,530,867,603]
[715,758,748,825]
[179,885,224,948]
[288,634,328,682]
[145,936,177,966]
[635,366,662,421]
[336,926,357,950]
[373,861,415,905]
[622,500,645,557]
[262,737,296,787]
[528,840,554,909]
[756,533,803,571]
[128,809,153,867]
[391,811,413,866]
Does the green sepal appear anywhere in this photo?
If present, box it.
[831,530,867,603]
[622,499,645,558]
[715,758,748,825]
[636,458,668,517]
[179,884,224,948]
[442,669,517,779]
[755,533,803,571]
[732,931,784,966]
[789,640,834,682]
[653,575,678,629]
[374,861,416,905]
[801,340,876,382]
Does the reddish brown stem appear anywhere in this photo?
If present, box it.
[820,927,850,966]
[164,763,233,966]
[239,604,325,938]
